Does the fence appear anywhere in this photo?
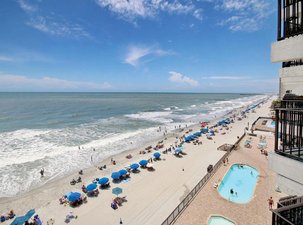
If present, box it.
[272,196,303,225]
[161,133,245,225]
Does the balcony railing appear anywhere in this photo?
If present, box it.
[280,99,303,108]
[275,108,303,162]
[282,60,303,68]
[272,196,303,225]
[277,0,303,40]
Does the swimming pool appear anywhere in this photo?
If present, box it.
[218,164,259,204]
[266,120,275,128]
[208,215,236,225]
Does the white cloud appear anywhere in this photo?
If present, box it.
[17,0,92,39]
[96,0,203,22]
[215,0,274,31]
[27,16,92,39]
[0,74,112,91]
[208,76,250,80]
[17,0,37,13]
[0,55,14,62]
[169,71,199,87]
[124,45,170,66]
[0,51,54,63]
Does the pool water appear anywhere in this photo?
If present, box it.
[208,216,236,225]
[267,120,275,128]
[218,164,259,204]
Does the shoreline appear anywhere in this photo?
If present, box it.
[0,100,254,204]
[0,96,274,225]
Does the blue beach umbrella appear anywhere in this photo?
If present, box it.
[67,192,81,202]
[201,128,208,133]
[111,172,121,180]
[130,163,139,170]
[139,160,148,166]
[86,183,97,192]
[98,177,109,185]
[112,187,123,196]
[64,192,73,199]
[193,132,200,136]
[10,209,35,225]
[153,152,161,159]
[119,169,128,176]
[175,148,182,154]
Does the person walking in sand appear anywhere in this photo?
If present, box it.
[40,168,44,177]
[268,197,274,209]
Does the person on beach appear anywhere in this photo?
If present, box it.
[230,188,234,195]
[268,197,274,209]
[40,168,44,177]
[226,157,229,164]
[34,215,42,225]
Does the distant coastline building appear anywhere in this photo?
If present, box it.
[269,1,303,224]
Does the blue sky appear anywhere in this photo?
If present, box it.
[0,0,279,93]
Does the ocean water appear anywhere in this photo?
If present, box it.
[0,93,267,197]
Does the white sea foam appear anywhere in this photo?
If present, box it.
[125,111,174,124]
[0,94,270,197]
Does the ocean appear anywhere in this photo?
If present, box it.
[0,92,267,197]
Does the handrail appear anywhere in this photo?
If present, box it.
[271,210,296,225]
[161,133,246,225]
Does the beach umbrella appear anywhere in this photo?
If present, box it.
[98,177,109,185]
[139,159,148,166]
[86,183,97,192]
[175,148,182,154]
[111,172,120,180]
[119,169,128,176]
[10,209,35,225]
[130,163,139,170]
[184,136,190,141]
[153,152,161,159]
[67,192,81,202]
[64,192,73,199]
[112,187,123,196]
[201,128,208,133]
[193,132,200,136]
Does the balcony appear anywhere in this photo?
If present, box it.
[275,106,303,162]
[277,0,303,41]
[271,35,303,63]
[272,195,303,225]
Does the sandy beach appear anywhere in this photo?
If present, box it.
[0,96,274,225]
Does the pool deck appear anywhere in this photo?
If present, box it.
[253,118,275,133]
[174,131,284,225]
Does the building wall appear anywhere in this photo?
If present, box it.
[279,65,303,98]
[276,174,303,196]
[268,152,303,195]
[272,35,303,63]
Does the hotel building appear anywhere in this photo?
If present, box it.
[270,0,303,224]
